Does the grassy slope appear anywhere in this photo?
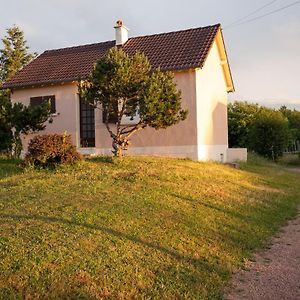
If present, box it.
[0,156,299,299]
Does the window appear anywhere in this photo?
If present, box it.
[30,95,56,114]
[80,100,95,147]
[102,105,118,124]
[121,108,140,125]
[102,102,140,125]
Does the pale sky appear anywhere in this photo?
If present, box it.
[0,0,299,109]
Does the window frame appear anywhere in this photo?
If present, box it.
[30,95,56,115]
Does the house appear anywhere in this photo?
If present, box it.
[3,21,247,162]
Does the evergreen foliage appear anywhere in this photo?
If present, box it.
[0,93,51,158]
[280,106,300,143]
[0,25,37,84]
[228,101,295,160]
[249,109,290,161]
[228,101,261,148]
[0,25,38,154]
[80,47,188,157]
[0,95,12,151]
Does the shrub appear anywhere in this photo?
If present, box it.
[0,93,51,158]
[249,109,290,161]
[25,133,81,168]
[228,101,261,148]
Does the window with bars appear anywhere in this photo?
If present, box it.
[80,100,95,148]
[30,95,56,114]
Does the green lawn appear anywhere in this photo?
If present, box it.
[0,155,299,299]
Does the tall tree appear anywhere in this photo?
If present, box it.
[280,106,300,143]
[249,109,290,161]
[80,47,188,157]
[228,101,261,148]
[0,25,37,85]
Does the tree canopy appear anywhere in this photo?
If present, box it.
[80,47,188,157]
[228,101,298,161]
[228,101,261,148]
[0,25,37,85]
[280,106,300,144]
[249,109,290,161]
[0,93,51,157]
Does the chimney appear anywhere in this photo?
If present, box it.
[114,20,129,46]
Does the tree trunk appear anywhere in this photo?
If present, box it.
[11,131,23,159]
[112,136,123,158]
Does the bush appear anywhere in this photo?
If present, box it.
[0,128,12,153]
[0,93,51,158]
[228,101,261,148]
[249,110,290,161]
[25,133,81,168]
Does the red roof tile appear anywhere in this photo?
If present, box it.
[3,24,220,89]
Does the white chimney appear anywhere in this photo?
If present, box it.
[114,20,129,46]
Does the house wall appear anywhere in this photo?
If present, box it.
[227,148,247,163]
[195,40,229,162]
[10,83,80,152]
[10,71,199,159]
[92,70,198,159]
[10,46,231,162]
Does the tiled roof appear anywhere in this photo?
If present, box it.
[3,24,220,89]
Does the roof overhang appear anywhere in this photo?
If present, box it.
[215,28,235,93]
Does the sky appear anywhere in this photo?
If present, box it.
[0,0,299,110]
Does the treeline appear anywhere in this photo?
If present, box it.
[228,101,300,160]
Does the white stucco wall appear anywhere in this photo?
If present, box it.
[227,148,248,163]
[195,39,229,162]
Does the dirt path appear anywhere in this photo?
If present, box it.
[288,168,300,174]
[225,208,300,300]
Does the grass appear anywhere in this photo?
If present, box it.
[0,155,299,299]
[278,153,300,167]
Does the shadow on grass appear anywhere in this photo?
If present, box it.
[86,156,114,164]
[0,213,221,275]
[170,192,251,222]
[0,158,23,180]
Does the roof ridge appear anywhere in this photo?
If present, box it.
[2,23,224,89]
[42,24,220,54]
[43,40,115,54]
[127,23,220,41]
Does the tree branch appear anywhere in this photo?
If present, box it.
[126,125,145,139]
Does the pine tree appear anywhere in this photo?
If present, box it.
[0,25,37,85]
[80,47,188,158]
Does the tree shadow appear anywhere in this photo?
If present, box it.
[86,156,114,164]
[0,213,221,275]
[0,158,23,180]
[169,192,253,223]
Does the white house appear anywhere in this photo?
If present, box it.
[3,21,247,162]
